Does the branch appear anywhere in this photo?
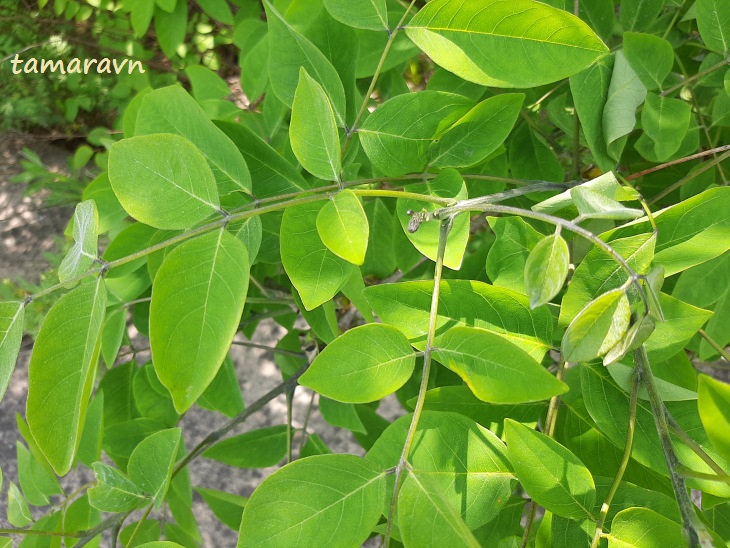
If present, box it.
[648,150,730,205]
[661,59,730,97]
[625,145,730,182]
[384,218,451,547]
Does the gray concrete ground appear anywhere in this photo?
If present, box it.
[0,133,402,546]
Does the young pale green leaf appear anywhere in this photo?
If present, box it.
[570,55,616,173]
[560,233,656,326]
[135,85,251,194]
[602,316,656,366]
[0,302,23,402]
[263,0,346,126]
[570,187,644,221]
[405,0,607,88]
[608,507,685,547]
[365,280,554,361]
[395,169,468,270]
[606,187,730,276]
[359,91,472,177]
[696,0,730,55]
[290,68,341,182]
[227,215,262,265]
[434,326,567,403]
[216,122,310,199]
[486,217,543,294]
[316,190,369,265]
[7,482,32,527]
[524,233,570,309]
[128,428,181,510]
[195,488,247,531]
[603,51,647,162]
[505,419,596,520]
[562,288,631,363]
[698,375,730,464]
[398,471,480,548]
[151,230,249,413]
[322,0,387,31]
[367,411,514,529]
[109,134,220,230]
[197,355,244,418]
[280,201,354,310]
[319,397,366,434]
[623,32,674,91]
[59,200,99,284]
[641,94,692,162]
[27,278,106,476]
[299,324,415,403]
[619,0,664,32]
[428,93,525,169]
[203,426,288,468]
[533,172,638,215]
[238,454,386,548]
[88,463,148,513]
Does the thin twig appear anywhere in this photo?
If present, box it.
[648,150,730,204]
[698,329,730,362]
[625,145,730,181]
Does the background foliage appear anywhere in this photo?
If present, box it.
[1,0,730,546]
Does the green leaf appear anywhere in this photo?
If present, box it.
[128,428,181,510]
[560,233,655,326]
[698,375,730,463]
[280,201,354,310]
[524,233,570,309]
[59,200,99,283]
[674,251,730,309]
[135,86,251,195]
[603,51,647,162]
[641,94,692,162]
[237,454,386,547]
[435,326,567,403]
[562,288,631,363]
[428,93,525,169]
[696,0,730,55]
[571,55,616,173]
[318,397,366,433]
[185,65,231,102]
[606,187,730,276]
[151,230,249,413]
[509,123,564,182]
[700,287,730,360]
[133,363,178,426]
[619,0,665,32]
[323,0,387,31]
[405,0,607,88]
[365,279,554,361]
[486,217,543,294]
[203,426,288,468]
[137,542,185,548]
[290,68,342,181]
[299,324,416,403]
[316,190,369,265]
[263,0,346,126]
[395,169,469,269]
[602,315,656,366]
[197,355,244,418]
[505,419,596,520]
[359,91,472,176]
[16,442,62,506]
[644,293,713,363]
[195,488,247,531]
[101,306,126,368]
[623,32,674,91]
[608,507,684,547]
[27,279,106,475]
[109,134,220,230]
[367,411,513,529]
[606,362,696,401]
[216,121,309,199]
[88,463,148,513]
[78,392,104,468]
[571,187,645,221]
[153,0,187,58]
[7,482,32,527]
[128,0,154,37]
[398,471,480,548]
[197,0,232,24]
[0,302,23,402]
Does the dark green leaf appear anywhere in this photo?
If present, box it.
[486,217,542,294]
[203,426,288,468]
[197,355,244,418]
[641,94,692,162]
[696,0,730,55]
[323,0,387,31]
[195,488,247,531]
[623,32,674,90]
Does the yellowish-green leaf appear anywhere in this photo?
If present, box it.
[698,375,730,464]
[128,428,181,510]
[0,302,23,402]
[524,233,570,309]
[316,190,369,265]
[323,0,388,31]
